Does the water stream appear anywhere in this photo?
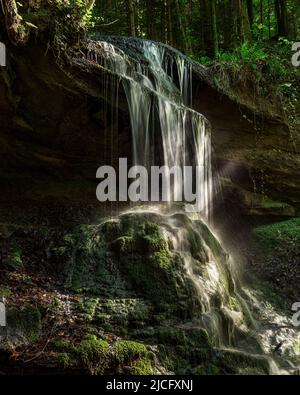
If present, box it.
[88,38,213,218]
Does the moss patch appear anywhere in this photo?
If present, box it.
[7,306,42,342]
[77,335,110,375]
[113,340,147,364]
[253,217,300,251]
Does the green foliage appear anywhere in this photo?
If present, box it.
[218,42,268,66]
[20,0,94,54]
[211,38,300,127]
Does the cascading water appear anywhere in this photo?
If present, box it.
[88,38,213,219]
[83,37,300,374]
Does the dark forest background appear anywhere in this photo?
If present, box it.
[93,0,300,58]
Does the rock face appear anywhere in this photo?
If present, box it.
[193,82,300,215]
[0,43,131,218]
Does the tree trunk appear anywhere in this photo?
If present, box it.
[167,0,173,45]
[229,0,251,48]
[0,0,29,45]
[275,0,289,38]
[146,0,155,39]
[126,0,136,36]
[246,0,254,27]
[200,0,218,58]
[211,0,219,57]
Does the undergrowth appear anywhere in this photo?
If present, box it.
[199,40,300,129]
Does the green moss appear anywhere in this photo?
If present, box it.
[156,327,187,346]
[64,215,195,318]
[261,198,293,211]
[7,306,41,342]
[253,217,300,251]
[0,286,12,298]
[197,222,227,262]
[111,216,187,313]
[136,221,169,254]
[57,352,73,368]
[77,335,110,375]
[188,229,207,261]
[256,282,287,310]
[253,219,300,301]
[217,349,270,375]
[113,340,147,364]
[100,221,121,243]
[78,298,99,319]
[195,364,220,375]
[187,328,211,349]
[50,339,74,353]
[129,358,153,375]
[66,225,126,297]
[112,236,135,254]
[97,299,150,327]
[5,241,23,271]
[292,340,300,355]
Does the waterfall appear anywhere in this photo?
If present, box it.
[88,38,213,219]
[84,38,299,374]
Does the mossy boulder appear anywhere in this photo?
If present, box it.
[113,340,147,364]
[0,306,42,350]
[77,335,110,375]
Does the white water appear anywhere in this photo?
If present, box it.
[88,39,213,219]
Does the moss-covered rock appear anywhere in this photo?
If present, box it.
[113,340,147,364]
[4,306,42,346]
[129,358,153,375]
[76,335,110,375]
